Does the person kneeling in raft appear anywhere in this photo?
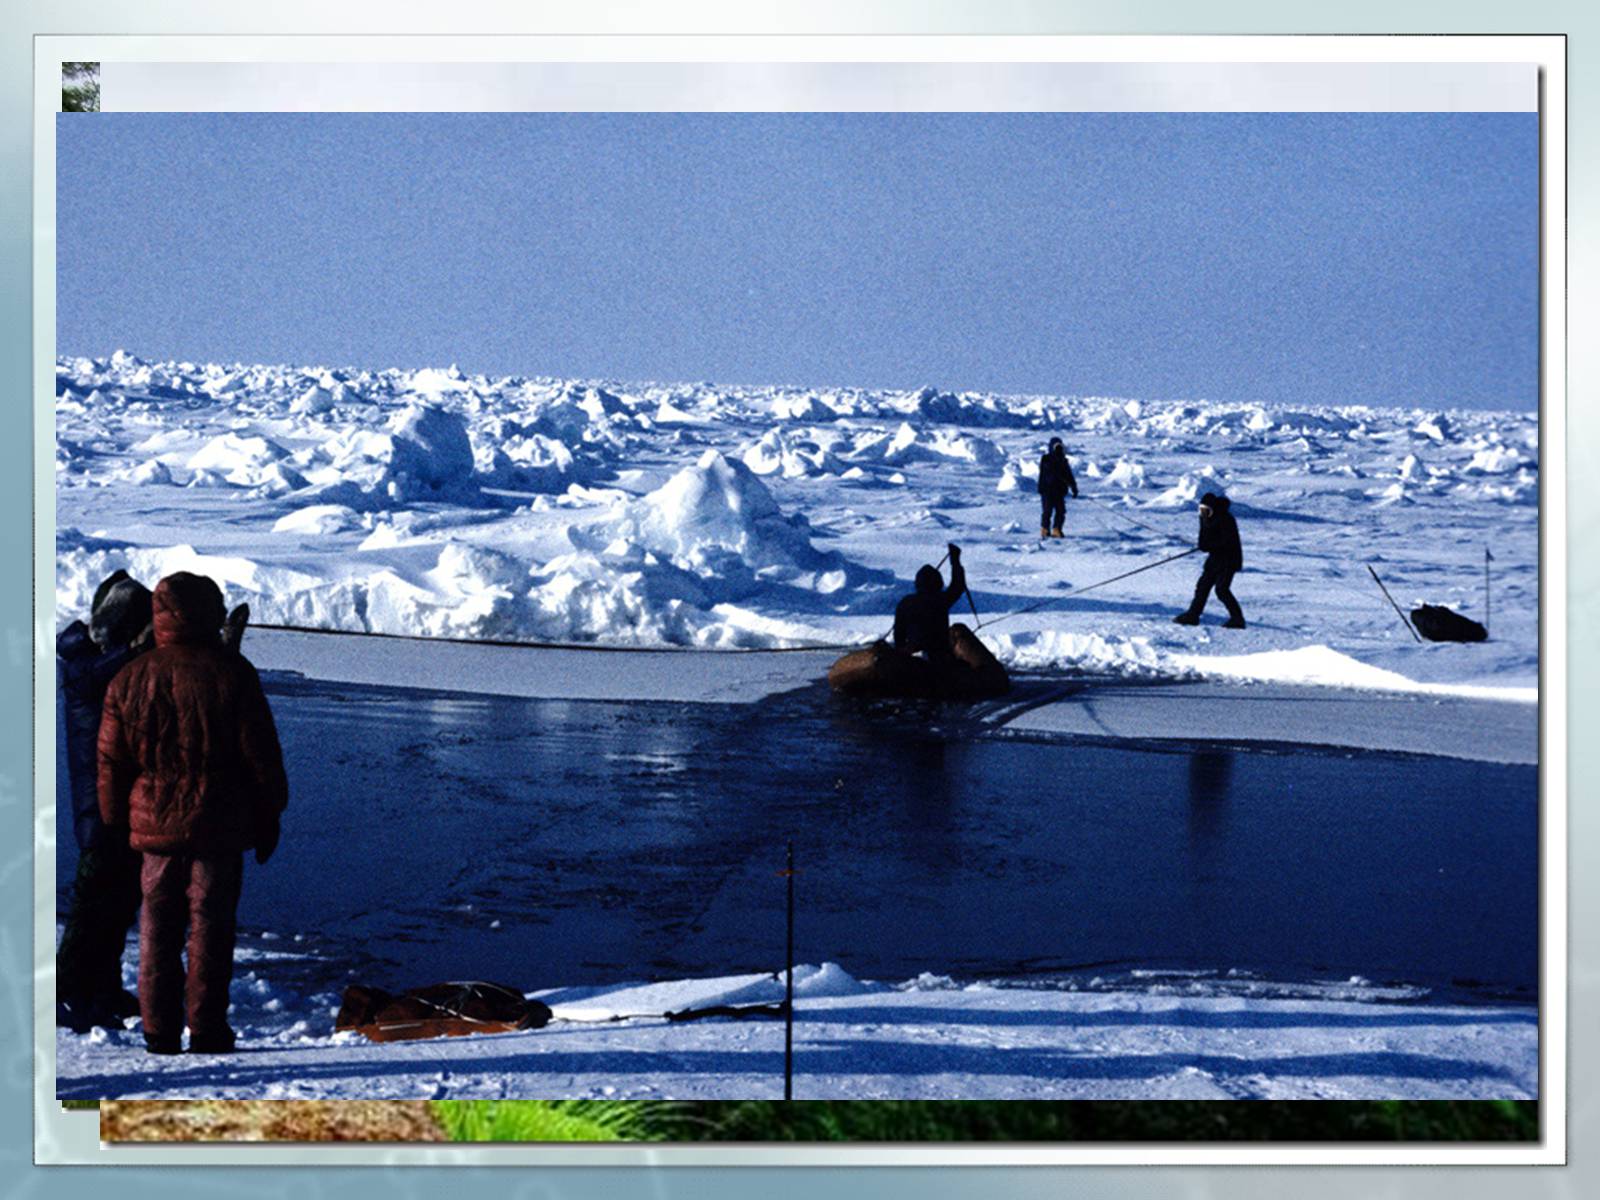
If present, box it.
[894,543,969,668]
[828,544,1009,699]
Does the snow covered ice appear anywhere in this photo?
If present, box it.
[56,950,1536,1101]
[55,353,1537,697]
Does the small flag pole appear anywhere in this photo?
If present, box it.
[1485,547,1492,639]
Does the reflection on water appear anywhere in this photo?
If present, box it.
[1186,750,1233,843]
[59,676,1538,997]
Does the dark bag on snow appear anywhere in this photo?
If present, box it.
[1409,604,1488,643]
[335,980,553,1043]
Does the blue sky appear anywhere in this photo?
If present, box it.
[57,112,1538,409]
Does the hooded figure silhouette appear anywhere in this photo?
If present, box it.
[1174,492,1245,628]
[55,570,154,1033]
[894,545,968,660]
[1036,437,1079,538]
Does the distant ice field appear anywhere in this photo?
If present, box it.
[55,352,1538,698]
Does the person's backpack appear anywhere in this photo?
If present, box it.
[1410,604,1488,643]
[335,980,553,1043]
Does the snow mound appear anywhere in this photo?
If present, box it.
[1173,644,1536,703]
[472,427,597,494]
[653,397,702,424]
[521,385,637,448]
[310,404,481,506]
[1475,470,1538,506]
[352,543,531,639]
[1465,445,1523,475]
[1370,481,1414,506]
[291,385,335,416]
[1146,472,1208,509]
[55,532,326,629]
[405,364,472,395]
[585,450,839,582]
[1413,413,1454,443]
[250,461,311,498]
[119,459,173,486]
[523,549,714,646]
[544,962,879,1022]
[1104,457,1148,489]
[991,630,1181,678]
[770,393,837,422]
[880,423,1006,468]
[740,428,844,479]
[519,451,889,645]
[272,505,362,536]
[186,433,289,485]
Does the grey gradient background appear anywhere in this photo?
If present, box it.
[2,1,1592,1195]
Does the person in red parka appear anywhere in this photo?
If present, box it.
[97,572,287,1055]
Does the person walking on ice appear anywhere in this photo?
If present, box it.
[1037,437,1079,539]
[1173,491,1246,629]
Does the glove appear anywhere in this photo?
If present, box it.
[255,826,279,866]
[947,542,962,562]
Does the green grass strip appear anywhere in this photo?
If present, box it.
[432,1099,1537,1143]
[431,1099,685,1142]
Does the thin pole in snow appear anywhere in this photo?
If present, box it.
[1485,546,1493,639]
[783,840,795,1100]
[1367,565,1422,643]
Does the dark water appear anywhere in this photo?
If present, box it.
[61,674,1538,998]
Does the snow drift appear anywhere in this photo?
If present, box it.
[54,352,1537,696]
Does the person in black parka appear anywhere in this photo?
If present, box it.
[893,543,968,664]
[1037,437,1079,539]
[1174,492,1246,629]
[55,570,152,1032]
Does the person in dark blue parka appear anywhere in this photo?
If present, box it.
[55,570,151,1031]
[1037,437,1079,538]
[1173,492,1246,628]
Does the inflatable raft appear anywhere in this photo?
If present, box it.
[828,622,1010,701]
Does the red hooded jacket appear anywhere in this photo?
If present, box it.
[97,573,287,856]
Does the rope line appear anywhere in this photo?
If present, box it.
[252,621,862,656]
[253,544,1201,654]
[1083,494,1413,618]
[975,548,1200,632]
